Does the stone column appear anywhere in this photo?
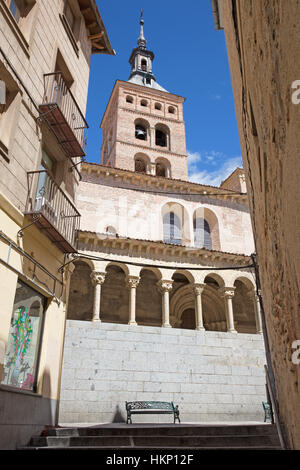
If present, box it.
[127,276,140,325]
[90,271,106,322]
[220,287,237,333]
[193,283,206,330]
[158,280,173,328]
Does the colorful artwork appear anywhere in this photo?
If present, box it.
[10,307,33,386]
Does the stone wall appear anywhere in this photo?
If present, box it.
[59,320,267,424]
[218,0,300,448]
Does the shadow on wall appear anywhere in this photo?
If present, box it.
[112,404,126,423]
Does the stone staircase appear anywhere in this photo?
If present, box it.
[20,423,282,450]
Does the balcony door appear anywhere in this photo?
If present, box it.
[34,150,55,215]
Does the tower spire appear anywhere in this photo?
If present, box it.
[128,9,167,92]
[137,9,146,49]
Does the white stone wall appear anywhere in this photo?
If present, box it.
[59,321,267,424]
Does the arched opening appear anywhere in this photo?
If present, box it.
[101,264,129,324]
[193,208,220,250]
[135,118,149,141]
[156,162,166,177]
[134,153,150,174]
[68,261,93,321]
[155,130,166,147]
[126,95,133,104]
[155,157,171,178]
[136,269,162,326]
[155,102,162,110]
[141,58,147,71]
[140,99,148,107]
[202,274,227,331]
[233,278,257,333]
[168,106,175,114]
[163,211,181,245]
[194,217,212,249]
[162,202,190,245]
[135,158,147,173]
[155,123,169,148]
[170,272,194,329]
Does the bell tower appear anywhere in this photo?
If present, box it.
[100,12,188,181]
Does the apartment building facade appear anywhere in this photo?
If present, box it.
[0,0,113,449]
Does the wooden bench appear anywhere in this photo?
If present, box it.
[125,401,180,424]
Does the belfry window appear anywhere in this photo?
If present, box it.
[135,124,147,140]
[156,162,166,177]
[155,129,166,147]
[141,58,147,71]
[135,158,147,173]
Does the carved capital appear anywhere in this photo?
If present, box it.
[193,283,206,296]
[157,280,173,293]
[219,286,236,299]
[90,271,106,286]
[126,276,140,289]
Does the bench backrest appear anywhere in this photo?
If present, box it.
[126,401,174,411]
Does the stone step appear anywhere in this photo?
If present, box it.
[44,424,278,437]
[28,433,280,449]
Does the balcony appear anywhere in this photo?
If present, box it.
[25,170,81,253]
[39,72,88,157]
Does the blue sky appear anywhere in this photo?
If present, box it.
[85,1,242,186]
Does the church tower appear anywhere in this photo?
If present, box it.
[100,13,188,180]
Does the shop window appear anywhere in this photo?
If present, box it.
[1,280,46,392]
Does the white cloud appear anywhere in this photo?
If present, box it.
[188,154,243,187]
[187,151,201,168]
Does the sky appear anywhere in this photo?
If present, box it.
[85,0,242,187]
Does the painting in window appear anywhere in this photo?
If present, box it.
[1,280,46,391]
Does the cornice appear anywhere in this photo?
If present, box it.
[81,162,249,203]
[77,230,252,266]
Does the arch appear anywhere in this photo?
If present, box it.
[134,152,150,174]
[101,264,129,324]
[204,273,225,288]
[232,277,257,334]
[161,201,191,245]
[67,260,94,321]
[140,98,148,107]
[193,207,220,250]
[168,106,175,114]
[155,157,171,178]
[154,102,162,110]
[136,268,162,327]
[134,118,149,141]
[155,123,170,149]
[141,58,147,71]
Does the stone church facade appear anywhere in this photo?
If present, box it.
[59,17,267,424]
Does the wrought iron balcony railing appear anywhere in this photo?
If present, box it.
[25,170,81,253]
[39,72,88,157]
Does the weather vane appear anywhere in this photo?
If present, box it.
[140,9,144,24]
